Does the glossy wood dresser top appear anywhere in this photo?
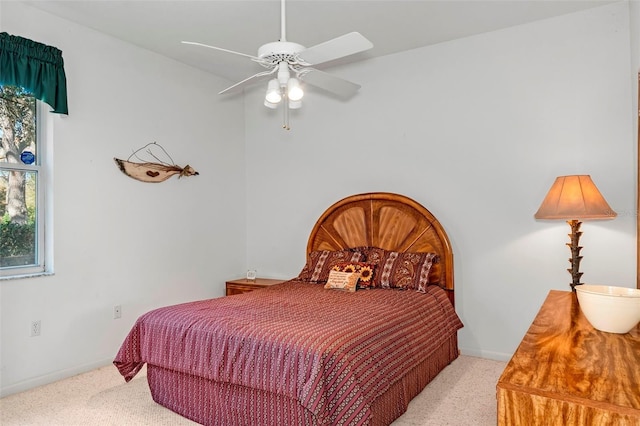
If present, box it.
[497,290,640,425]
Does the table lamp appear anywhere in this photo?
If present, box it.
[534,175,617,291]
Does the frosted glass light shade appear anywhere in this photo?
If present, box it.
[287,78,304,101]
[264,99,279,109]
[534,175,616,220]
[265,79,282,104]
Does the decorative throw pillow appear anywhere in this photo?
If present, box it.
[324,270,360,292]
[332,262,376,289]
[364,247,438,292]
[297,249,365,283]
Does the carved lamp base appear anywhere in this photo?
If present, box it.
[566,219,584,291]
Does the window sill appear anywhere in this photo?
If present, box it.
[0,271,55,281]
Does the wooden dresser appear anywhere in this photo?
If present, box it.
[497,290,640,425]
[225,278,285,296]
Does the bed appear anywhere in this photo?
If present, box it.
[114,192,463,426]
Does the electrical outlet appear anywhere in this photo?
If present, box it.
[113,305,122,319]
[30,320,41,337]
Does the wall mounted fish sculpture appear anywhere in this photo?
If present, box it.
[114,142,199,183]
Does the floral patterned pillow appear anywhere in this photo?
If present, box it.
[332,262,376,289]
[324,270,360,292]
[364,247,438,292]
[297,249,365,283]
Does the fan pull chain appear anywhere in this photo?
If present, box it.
[282,90,291,130]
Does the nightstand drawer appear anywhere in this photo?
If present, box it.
[225,278,286,296]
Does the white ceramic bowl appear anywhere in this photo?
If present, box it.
[575,285,640,334]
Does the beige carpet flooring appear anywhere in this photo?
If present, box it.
[0,355,506,425]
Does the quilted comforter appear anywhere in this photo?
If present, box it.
[114,280,463,425]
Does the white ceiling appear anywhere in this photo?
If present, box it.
[24,0,616,85]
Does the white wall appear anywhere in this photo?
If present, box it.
[245,2,637,360]
[1,2,246,396]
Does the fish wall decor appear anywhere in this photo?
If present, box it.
[114,142,199,183]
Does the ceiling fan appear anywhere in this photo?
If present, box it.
[182,0,373,129]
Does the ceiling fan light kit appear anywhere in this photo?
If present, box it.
[182,0,373,130]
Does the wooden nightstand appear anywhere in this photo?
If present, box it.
[497,290,640,425]
[225,278,286,296]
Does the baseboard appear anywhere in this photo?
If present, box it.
[0,357,114,398]
[459,347,513,362]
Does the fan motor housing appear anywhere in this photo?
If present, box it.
[258,41,305,60]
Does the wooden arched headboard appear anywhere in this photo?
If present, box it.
[307,192,454,302]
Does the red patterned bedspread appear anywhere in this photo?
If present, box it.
[114,280,463,425]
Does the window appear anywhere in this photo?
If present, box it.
[0,85,52,278]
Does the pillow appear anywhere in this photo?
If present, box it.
[324,270,360,292]
[332,262,376,289]
[364,247,438,292]
[297,249,365,282]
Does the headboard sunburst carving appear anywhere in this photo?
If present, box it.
[307,192,454,301]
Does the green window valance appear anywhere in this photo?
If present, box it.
[0,32,68,114]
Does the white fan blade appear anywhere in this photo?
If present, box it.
[300,68,361,98]
[298,32,373,66]
[182,41,259,60]
[219,70,274,94]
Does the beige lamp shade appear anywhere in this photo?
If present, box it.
[534,175,617,220]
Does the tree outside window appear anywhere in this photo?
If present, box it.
[0,85,42,273]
